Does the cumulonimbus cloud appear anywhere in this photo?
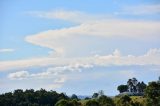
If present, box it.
[26,10,160,56]
[1,10,160,76]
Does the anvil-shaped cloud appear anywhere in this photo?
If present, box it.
[26,10,160,56]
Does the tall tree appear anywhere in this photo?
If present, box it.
[145,81,160,106]
[98,90,104,96]
[92,93,99,98]
[71,94,78,100]
[117,85,128,93]
[127,79,133,92]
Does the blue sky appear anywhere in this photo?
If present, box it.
[0,0,160,96]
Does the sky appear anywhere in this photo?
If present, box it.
[0,0,160,96]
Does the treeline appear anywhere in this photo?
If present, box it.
[0,80,160,106]
[0,89,69,106]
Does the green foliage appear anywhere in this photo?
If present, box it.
[92,93,99,98]
[114,95,147,106]
[0,78,159,106]
[139,82,147,92]
[55,99,81,106]
[130,96,146,106]
[117,85,128,93]
[98,95,115,106]
[145,81,160,106]
[116,95,132,106]
[0,89,68,106]
[84,99,99,106]
[70,99,82,106]
[55,99,69,106]
[85,97,91,100]
[83,95,115,106]
[71,94,78,100]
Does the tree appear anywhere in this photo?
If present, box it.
[140,81,147,92]
[98,90,104,96]
[55,99,70,106]
[24,89,35,104]
[70,99,81,106]
[85,97,90,100]
[145,81,160,106]
[1,92,14,106]
[55,99,81,106]
[127,79,134,92]
[117,85,128,93]
[13,89,25,105]
[116,95,132,106]
[0,89,69,106]
[84,99,99,106]
[71,94,78,100]
[98,95,115,106]
[92,93,99,98]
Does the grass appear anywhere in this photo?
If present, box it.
[80,96,147,105]
[130,96,146,103]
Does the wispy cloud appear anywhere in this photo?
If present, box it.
[1,48,160,72]
[0,49,15,53]
[120,4,160,15]
[27,9,108,23]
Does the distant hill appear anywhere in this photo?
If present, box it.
[78,95,91,99]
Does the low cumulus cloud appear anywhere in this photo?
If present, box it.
[6,63,93,91]
[7,63,93,80]
[8,71,29,80]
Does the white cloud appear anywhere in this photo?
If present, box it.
[2,5,160,94]
[6,63,93,90]
[25,19,160,56]
[1,10,160,74]
[0,49,15,53]
[7,69,66,90]
[27,9,107,23]
[120,4,160,15]
[1,48,160,72]
[26,17,160,40]
[8,71,29,80]
[54,77,66,83]
[25,10,160,57]
[46,83,63,90]
[29,64,84,79]
[94,49,160,66]
[7,63,93,80]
